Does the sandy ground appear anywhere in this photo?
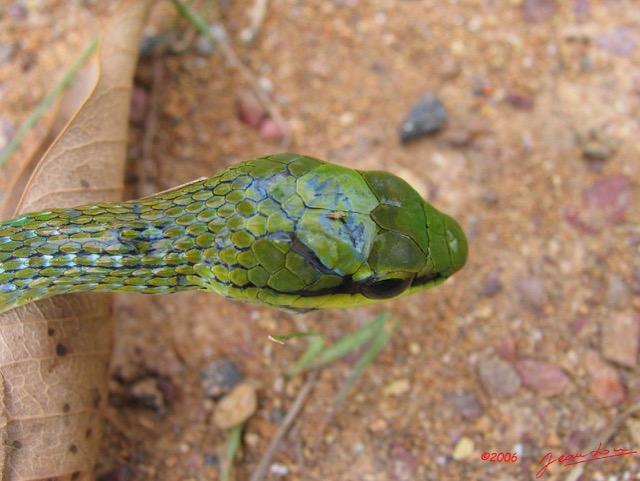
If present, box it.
[1,1,639,480]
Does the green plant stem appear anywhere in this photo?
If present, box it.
[222,422,245,481]
[169,0,212,37]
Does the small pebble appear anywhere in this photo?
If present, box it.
[596,28,637,57]
[438,57,461,79]
[7,3,27,20]
[574,0,590,20]
[139,34,166,58]
[258,76,274,93]
[571,315,588,335]
[399,93,448,144]
[444,127,474,148]
[272,376,285,394]
[369,418,388,432]
[236,89,267,129]
[130,86,150,126]
[339,111,355,126]
[564,429,590,453]
[244,432,261,448]
[194,24,227,56]
[408,342,421,355]
[476,303,494,320]
[505,91,535,110]
[452,436,475,460]
[477,357,521,399]
[200,358,242,400]
[522,0,557,23]
[194,33,217,56]
[270,463,289,476]
[482,190,500,205]
[582,176,629,223]
[384,379,411,396]
[130,377,165,411]
[514,276,549,312]
[268,407,286,424]
[284,376,303,398]
[584,351,625,407]
[564,206,598,235]
[605,274,630,308]
[193,23,228,57]
[566,175,630,233]
[97,465,135,481]
[258,118,285,141]
[448,391,483,418]
[0,42,14,64]
[577,127,618,162]
[391,444,417,480]
[494,336,517,362]
[602,312,639,368]
[546,431,562,447]
[515,360,571,396]
[482,270,502,297]
[214,382,258,429]
[156,376,178,403]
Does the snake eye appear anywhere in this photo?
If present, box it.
[360,276,413,300]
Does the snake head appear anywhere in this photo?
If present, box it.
[233,155,468,310]
[188,154,467,311]
[341,169,468,304]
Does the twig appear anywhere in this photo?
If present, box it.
[249,370,319,481]
[565,401,640,480]
[138,59,163,198]
[597,401,640,444]
[169,0,291,147]
[217,30,291,146]
[241,0,269,43]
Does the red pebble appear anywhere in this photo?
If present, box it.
[259,119,285,141]
[236,90,267,128]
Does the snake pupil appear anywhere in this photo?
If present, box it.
[360,276,413,300]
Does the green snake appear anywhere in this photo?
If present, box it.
[0,154,467,313]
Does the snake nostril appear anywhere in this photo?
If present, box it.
[444,215,468,274]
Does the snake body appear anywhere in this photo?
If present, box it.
[0,154,467,312]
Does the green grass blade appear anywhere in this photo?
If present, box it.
[334,317,400,406]
[270,331,319,343]
[305,311,391,370]
[0,36,100,168]
[221,422,244,481]
[286,335,325,377]
[169,0,213,37]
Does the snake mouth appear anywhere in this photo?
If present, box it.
[267,230,448,301]
[278,271,444,304]
[282,271,445,301]
[412,271,446,288]
[288,274,410,300]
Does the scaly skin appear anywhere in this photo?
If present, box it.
[0,153,467,312]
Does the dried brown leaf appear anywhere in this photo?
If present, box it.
[0,1,153,480]
[0,61,99,219]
